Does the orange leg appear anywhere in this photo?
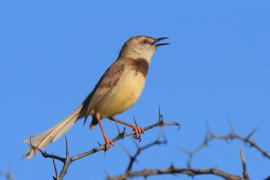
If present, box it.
[109,117,144,139]
[95,113,113,150]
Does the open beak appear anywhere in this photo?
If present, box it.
[152,37,170,47]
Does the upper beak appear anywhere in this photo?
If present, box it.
[152,37,170,47]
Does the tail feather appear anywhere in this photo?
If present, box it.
[24,105,82,159]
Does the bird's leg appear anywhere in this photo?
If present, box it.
[109,117,144,139]
[95,113,113,150]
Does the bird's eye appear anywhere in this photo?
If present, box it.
[142,39,150,44]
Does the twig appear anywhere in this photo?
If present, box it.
[107,167,243,180]
[180,124,270,168]
[52,158,58,180]
[35,120,179,180]
[125,138,167,172]
[240,149,250,180]
[209,131,270,159]
[109,124,245,180]
[71,121,179,161]
[58,137,72,179]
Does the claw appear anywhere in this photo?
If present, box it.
[104,138,114,150]
[132,126,144,140]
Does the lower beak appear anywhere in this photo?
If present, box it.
[152,37,170,47]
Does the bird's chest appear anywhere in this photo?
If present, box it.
[97,69,146,117]
[114,70,146,103]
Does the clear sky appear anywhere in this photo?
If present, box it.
[0,1,270,180]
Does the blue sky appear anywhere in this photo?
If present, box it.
[0,0,270,179]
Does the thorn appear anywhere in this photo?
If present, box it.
[158,106,164,122]
[115,122,121,134]
[203,133,209,146]
[64,136,69,158]
[246,128,257,140]
[116,127,126,139]
[122,127,126,135]
[205,121,214,138]
[169,163,175,170]
[228,120,235,133]
[52,157,58,179]
[133,117,138,126]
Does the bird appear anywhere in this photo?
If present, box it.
[24,35,169,159]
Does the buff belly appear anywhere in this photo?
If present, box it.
[94,70,146,117]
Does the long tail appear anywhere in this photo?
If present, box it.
[24,105,83,159]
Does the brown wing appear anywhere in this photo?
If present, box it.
[81,60,125,119]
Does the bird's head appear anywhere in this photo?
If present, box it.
[119,36,169,62]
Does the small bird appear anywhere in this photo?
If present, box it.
[24,35,169,159]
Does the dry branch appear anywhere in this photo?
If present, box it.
[109,122,270,180]
[180,123,270,168]
[33,119,179,180]
[240,149,250,180]
[107,167,244,180]
[28,114,270,180]
[108,131,244,180]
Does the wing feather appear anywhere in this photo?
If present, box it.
[81,60,125,118]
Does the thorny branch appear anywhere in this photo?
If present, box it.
[179,122,270,168]
[108,122,270,180]
[122,129,168,172]
[30,109,179,180]
[107,137,243,180]
[177,122,269,180]
[108,130,242,180]
[108,167,243,180]
[27,105,270,180]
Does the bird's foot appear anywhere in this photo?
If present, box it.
[132,126,144,140]
[104,138,114,150]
